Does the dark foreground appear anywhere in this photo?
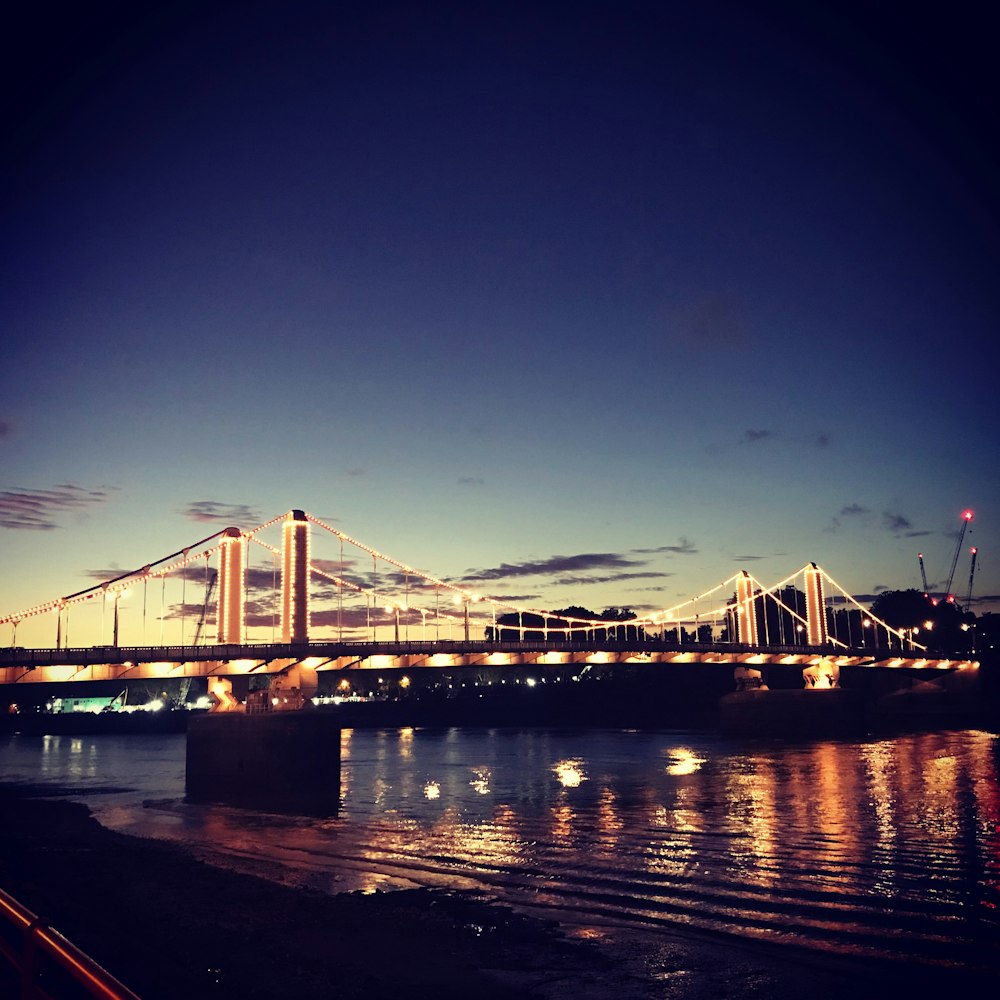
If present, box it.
[1,784,996,1000]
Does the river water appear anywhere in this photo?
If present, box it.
[2,726,999,977]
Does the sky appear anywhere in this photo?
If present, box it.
[2,1,997,647]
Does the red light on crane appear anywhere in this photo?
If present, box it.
[962,510,974,521]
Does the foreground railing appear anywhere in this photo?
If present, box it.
[0,888,139,1000]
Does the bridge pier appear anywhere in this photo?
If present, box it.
[186,712,341,816]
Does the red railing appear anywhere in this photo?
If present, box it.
[0,888,140,1000]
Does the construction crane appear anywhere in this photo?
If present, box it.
[964,546,978,610]
[193,569,218,645]
[917,552,929,595]
[943,510,975,602]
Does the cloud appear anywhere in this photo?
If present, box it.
[633,537,698,555]
[882,511,913,535]
[741,428,772,443]
[881,511,932,538]
[0,485,112,530]
[0,419,11,439]
[814,432,831,447]
[732,554,767,561]
[460,552,646,583]
[552,571,672,586]
[183,501,262,525]
[344,468,365,477]
[458,476,484,486]
[841,503,869,517]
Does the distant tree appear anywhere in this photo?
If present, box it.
[488,605,646,643]
[600,607,636,621]
[869,589,930,629]
[868,589,971,653]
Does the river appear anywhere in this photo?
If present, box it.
[2,725,998,977]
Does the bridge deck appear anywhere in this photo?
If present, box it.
[0,640,978,685]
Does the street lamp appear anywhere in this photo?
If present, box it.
[453,592,471,642]
[384,604,400,643]
[113,589,130,648]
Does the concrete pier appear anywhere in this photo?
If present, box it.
[185,712,341,816]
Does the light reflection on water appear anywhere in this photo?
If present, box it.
[3,726,999,972]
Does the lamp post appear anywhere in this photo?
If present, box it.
[112,589,130,648]
[384,604,400,643]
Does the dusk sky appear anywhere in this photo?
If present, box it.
[2,1,997,646]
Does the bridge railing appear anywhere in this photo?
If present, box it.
[0,886,140,1000]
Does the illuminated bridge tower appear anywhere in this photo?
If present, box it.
[736,570,759,646]
[805,562,828,647]
[217,527,246,643]
[281,509,310,643]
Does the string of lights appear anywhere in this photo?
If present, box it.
[0,512,931,652]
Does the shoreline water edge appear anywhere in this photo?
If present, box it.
[2,776,998,999]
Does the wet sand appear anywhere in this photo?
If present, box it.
[1,783,995,998]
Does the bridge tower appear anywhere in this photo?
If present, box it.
[805,563,828,646]
[281,509,310,643]
[217,527,245,643]
[736,570,759,646]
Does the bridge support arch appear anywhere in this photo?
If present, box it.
[282,509,310,643]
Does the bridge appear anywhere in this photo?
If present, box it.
[1,509,979,703]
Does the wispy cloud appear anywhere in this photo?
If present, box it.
[732,553,767,561]
[741,428,772,444]
[0,485,112,530]
[882,510,932,538]
[552,571,672,586]
[0,419,11,440]
[460,552,646,583]
[182,501,261,525]
[882,511,912,534]
[633,538,697,555]
[826,502,871,532]
[814,432,831,447]
[458,476,484,486]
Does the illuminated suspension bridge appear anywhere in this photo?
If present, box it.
[0,510,978,697]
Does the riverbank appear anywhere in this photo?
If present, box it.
[2,782,997,999]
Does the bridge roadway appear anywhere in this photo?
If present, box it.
[0,639,978,685]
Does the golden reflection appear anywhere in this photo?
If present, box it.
[550,802,575,844]
[372,776,390,808]
[554,758,586,787]
[399,727,414,760]
[645,796,700,877]
[666,747,707,776]
[423,781,440,800]
[417,805,528,871]
[597,785,623,850]
[859,740,898,875]
[722,757,779,887]
[922,752,960,839]
[470,767,491,795]
[569,927,608,941]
